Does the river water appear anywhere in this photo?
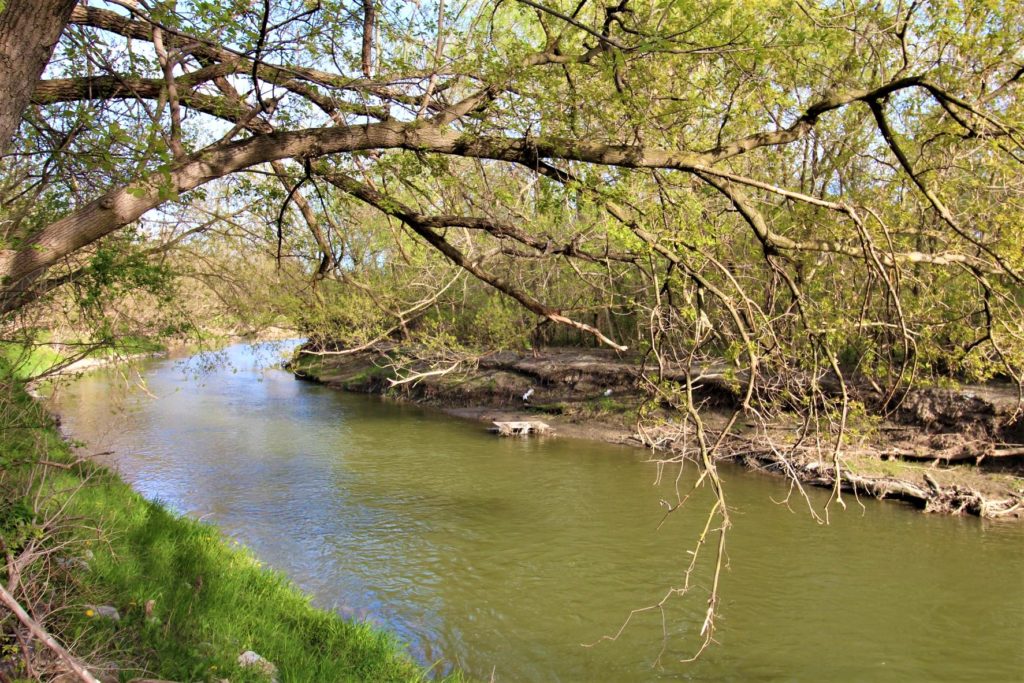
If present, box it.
[49,343,1023,681]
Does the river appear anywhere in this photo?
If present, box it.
[48,343,1024,681]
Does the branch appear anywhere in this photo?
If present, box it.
[868,99,1023,284]
[361,0,375,78]
[515,0,627,49]
[0,120,430,303]
[68,5,433,106]
[0,583,99,683]
[319,167,629,350]
[704,76,926,163]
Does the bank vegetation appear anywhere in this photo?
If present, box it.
[0,0,1022,673]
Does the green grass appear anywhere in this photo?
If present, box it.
[529,402,567,415]
[351,363,398,386]
[63,480,434,682]
[285,353,323,377]
[0,332,167,379]
[0,340,65,379]
[588,396,632,414]
[0,368,456,682]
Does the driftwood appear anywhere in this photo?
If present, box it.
[743,453,1023,518]
[490,421,551,437]
[877,444,1024,464]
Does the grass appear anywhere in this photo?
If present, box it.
[0,333,166,380]
[346,363,397,388]
[0,340,65,379]
[0,367,456,682]
[586,396,632,415]
[63,480,433,682]
[289,353,401,391]
[529,402,567,415]
[840,449,1022,499]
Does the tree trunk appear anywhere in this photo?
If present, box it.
[0,0,77,157]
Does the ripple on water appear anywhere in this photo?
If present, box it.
[51,344,1024,683]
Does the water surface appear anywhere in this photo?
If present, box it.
[50,344,1024,681]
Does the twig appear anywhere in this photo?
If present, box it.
[0,583,99,683]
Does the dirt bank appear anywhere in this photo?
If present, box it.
[291,346,1024,519]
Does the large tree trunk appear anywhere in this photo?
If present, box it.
[0,0,77,157]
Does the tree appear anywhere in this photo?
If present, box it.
[0,0,78,157]
[1,0,1021,658]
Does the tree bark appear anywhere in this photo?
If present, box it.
[0,0,77,157]
[0,117,705,311]
[0,120,437,309]
[361,0,375,78]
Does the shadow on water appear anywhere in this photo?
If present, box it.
[49,344,1024,682]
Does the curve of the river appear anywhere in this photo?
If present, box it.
[49,343,1024,681]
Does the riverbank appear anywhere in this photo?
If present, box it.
[1,324,300,384]
[0,368,452,680]
[291,346,1024,519]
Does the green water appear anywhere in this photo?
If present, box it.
[50,344,1024,681]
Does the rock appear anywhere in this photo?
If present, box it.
[56,556,89,572]
[89,604,120,621]
[238,650,278,681]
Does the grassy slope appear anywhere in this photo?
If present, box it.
[0,340,64,380]
[1,334,171,382]
[0,368,446,682]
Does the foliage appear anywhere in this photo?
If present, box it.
[0,0,1019,393]
[1,0,1022,667]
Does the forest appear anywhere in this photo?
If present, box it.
[0,0,1022,680]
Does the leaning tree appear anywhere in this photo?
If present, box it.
[1,0,1021,657]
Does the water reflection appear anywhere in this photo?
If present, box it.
[50,344,1024,682]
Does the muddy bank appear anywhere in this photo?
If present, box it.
[291,346,1023,519]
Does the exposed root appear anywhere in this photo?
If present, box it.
[737,448,1023,519]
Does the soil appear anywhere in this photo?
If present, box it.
[291,346,1024,519]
